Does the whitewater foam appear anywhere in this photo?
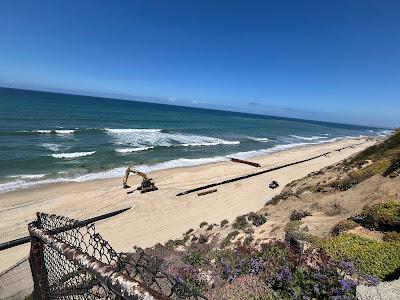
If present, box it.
[41,143,61,152]
[55,129,75,134]
[250,137,269,142]
[181,141,240,147]
[8,174,47,179]
[115,147,154,153]
[36,130,52,134]
[52,151,96,159]
[105,128,162,133]
[290,135,328,141]
[105,128,240,148]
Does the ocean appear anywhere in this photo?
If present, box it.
[0,87,389,194]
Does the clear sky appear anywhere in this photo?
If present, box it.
[0,1,399,128]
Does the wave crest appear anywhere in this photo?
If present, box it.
[52,151,95,159]
[290,135,328,141]
[115,147,154,153]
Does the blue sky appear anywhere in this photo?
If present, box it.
[0,1,399,128]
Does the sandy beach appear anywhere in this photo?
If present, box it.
[0,137,375,272]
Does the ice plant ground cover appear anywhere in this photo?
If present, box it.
[130,237,380,299]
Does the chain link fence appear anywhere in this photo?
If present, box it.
[18,212,207,300]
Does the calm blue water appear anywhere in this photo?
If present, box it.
[0,87,388,193]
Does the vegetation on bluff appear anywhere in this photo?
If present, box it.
[324,234,400,280]
[360,200,400,230]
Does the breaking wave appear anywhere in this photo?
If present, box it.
[105,128,239,148]
[115,147,154,153]
[18,129,75,134]
[51,151,96,159]
[105,128,162,133]
[290,135,328,141]
[181,141,240,147]
[249,137,269,142]
[41,143,61,152]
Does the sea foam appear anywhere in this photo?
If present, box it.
[249,137,269,142]
[115,147,154,153]
[52,151,95,159]
[105,128,240,148]
[290,135,328,141]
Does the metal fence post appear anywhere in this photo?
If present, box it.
[28,220,47,300]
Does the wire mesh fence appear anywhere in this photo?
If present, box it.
[25,212,206,300]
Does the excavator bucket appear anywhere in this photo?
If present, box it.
[123,167,158,193]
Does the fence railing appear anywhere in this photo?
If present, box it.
[26,212,206,300]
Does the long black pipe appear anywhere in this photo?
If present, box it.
[0,207,131,251]
[176,142,365,196]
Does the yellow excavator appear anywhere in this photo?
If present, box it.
[122,167,158,193]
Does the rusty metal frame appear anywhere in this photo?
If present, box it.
[28,222,170,300]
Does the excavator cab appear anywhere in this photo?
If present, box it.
[123,167,158,193]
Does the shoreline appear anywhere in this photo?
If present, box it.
[0,135,377,195]
[0,137,376,272]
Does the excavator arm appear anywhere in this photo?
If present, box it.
[122,167,158,193]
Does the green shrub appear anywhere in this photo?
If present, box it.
[220,219,229,227]
[233,215,249,230]
[185,228,194,235]
[221,230,239,248]
[331,219,358,236]
[330,159,391,191]
[324,234,400,280]
[350,131,400,163]
[290,210,311,221]
[206,224,215,231]
[243,235,254,246]
[361,200,400,230]
[383,231,400,242]
[383,153,400,177]
[284,220,302,234]
[247,212,267,227]
[198,234,209,244]
[199,221,208,228]
[185,251,204,267]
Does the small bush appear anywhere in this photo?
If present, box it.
[243,235,254,246]
[383,153,400,177]
[247,212,267,227]
[324,234,400,280]
[206,224,215,231]
[383,231,400,242]
[284,220,302,234]
[199,221,208,228]
[221,230,239,248]
[289,209,311,221]
[361,200,400,230]
[331,219,358,236]
[232,215,249,230]
[244,227,255,235]
[198,234,209,244]
[185,251,204,267]
[185,228,194,235]
[220,219,229,227]
[267,190,294,205]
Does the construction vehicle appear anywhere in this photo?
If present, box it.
[122,167,158,193]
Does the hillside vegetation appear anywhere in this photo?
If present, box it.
[134,131,400,299]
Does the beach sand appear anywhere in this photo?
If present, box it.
[0,137,375,272]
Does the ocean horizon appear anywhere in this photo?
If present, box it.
[0,87,390,194]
